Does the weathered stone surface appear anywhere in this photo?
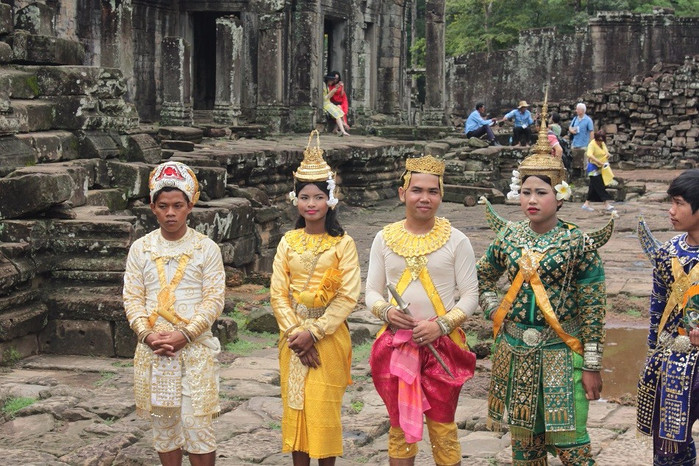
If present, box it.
[220,234,256,267]
[0,303,48,342]
[0,4,12,36]
[0,68,40,99]
[106,160,151,199]
[161,139,194,152]
[16,130,79,163]
[15,3,55,36]
[10,30,85,65]
[35,66,102,96]
[39,320,114,356]
[246,306,278,334]
[0,135,38,176]
[9,163,88,207]
[0,413,55,438]
[158,126,203,143]
[11,99,55,132]
[0,333,39,363]
[45,288,125,322]
[59,433,138,465]
[122,133,160,163]
[0,172,72,219]
[85,188,128,210]
[212,316,238,347]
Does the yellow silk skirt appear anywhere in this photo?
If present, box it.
[279,324,352,458]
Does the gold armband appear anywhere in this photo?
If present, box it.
[183,315,210,341]
[436,307,467,335]
[479,292,500,320]
[371,300,392,323]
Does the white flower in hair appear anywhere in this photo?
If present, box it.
[507,191,520,200]
[512,170,520,177]
[288,190,298,206]
[554,181,572,201]
[326,173,338,209]
[509,183,520,192]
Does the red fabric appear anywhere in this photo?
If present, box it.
[328,83,349,126]
[370,330,476,425]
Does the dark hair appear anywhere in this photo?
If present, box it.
[152,186,189,203]
[331,70,341,81]
[475,103,485,111]
[668,169,699,214]
[551,112,561,124]
[521,175,562,211]
[293,181,345,237]
[594,130,606,142]
[324,74,336,83]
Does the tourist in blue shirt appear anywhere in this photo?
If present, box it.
[464,103,500,146]
[500,100,535,147]
[568,102,594,178]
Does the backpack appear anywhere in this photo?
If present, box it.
[556,135,573,172]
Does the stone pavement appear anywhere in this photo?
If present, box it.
[0,168,693,465]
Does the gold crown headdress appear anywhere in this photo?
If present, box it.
[289,130,339,208]
[149,161,200,204]
[402,155,446,195]
[507,87,569,201]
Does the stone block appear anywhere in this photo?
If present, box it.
[212,316,238,347]
[16,130,78,163]
[0,171,72,219]
[71,158,109,188]
[220,234,256,267]
[246,305,278,333]
[10,30,85,65]
[45,288,125,321]
[0,135,38,176]
[11,99,55,132]
[0,302,48,341]
[0,3,13,35]
[15,3,55,36]
[46,219,134,254]
[78,130,122,159]
[39,319,115,356]
[106,160,151,199]
[113,319,136,358]
[0,68,40,98]
[9,163,89,207]
[85,188,128,210]
[0,250,33,293]
[0,288,39,312]
[35,65,102,96]
[0,41,12,63]
[0,333,39,363]
[161,139,195,152]
[191,165,227,199]
[191,197,255,240]
[158,126,203,143]
[122,133,161,163]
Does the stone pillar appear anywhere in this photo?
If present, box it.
[160,37,193,126]
[99,0,135,100]
[289,0,321,131]
[375,1,409,120]
[213,16,243,125]
[422,0,446,126]
[256,12,289,132]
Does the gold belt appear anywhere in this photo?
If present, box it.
[292,299,326,319]
[504,316,581,347]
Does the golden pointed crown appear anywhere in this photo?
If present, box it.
[293,130,334,182]
[518,86,567,188]
[405,155,445,177]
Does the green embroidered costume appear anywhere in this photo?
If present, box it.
[477,199,613,464]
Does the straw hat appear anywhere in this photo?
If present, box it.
[517,100,529,109]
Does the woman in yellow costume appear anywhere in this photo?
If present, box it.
[270,131,361,466]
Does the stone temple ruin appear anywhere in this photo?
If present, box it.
[0,1,697,360]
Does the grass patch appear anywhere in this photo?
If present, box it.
[352,341,373,364]
[466,331,479,349]
[256,287,270,295]
[626,309,642,317]
[2,396,36,416]
[95,371,117,388]
[111,361,133,368]
[224,331,277,356]
[349,400,364,414]
[268,421,281,430]
[2,347,21,366]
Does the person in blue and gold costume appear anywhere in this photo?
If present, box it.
[270,130,361,466]
[477,94,613,466]
[637,169,699,466]
[124,161,225,466]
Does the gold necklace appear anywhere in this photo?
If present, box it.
[299,232,327,272]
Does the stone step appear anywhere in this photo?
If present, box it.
[84,189,128,211]
[9,30,85,66]
[9,99,55,132]
[45,286,125,321]
[0,135,37,176]
[158,126,203,143]
[15,130,78,163]
[0,302,48,342]
[0,68,39,99]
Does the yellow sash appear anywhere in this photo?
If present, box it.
[377,263,467,349]
[490,249,583,355]
[148,254,192,328]
[657,259,699,337]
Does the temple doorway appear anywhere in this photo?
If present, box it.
[191,11,228,111]
[323,17,347,87]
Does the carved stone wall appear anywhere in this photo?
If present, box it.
[447,10,699,118]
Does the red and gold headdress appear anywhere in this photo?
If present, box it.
[149,161,200,204]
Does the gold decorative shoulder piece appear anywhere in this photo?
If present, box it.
[582,215,615,253]
[405,155,445,176]
[479,196,510,234]
[637,215,661,264]
[284,229,342,255]
[383,217,452,258]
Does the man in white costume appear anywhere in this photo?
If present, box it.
[123,161,225,466]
